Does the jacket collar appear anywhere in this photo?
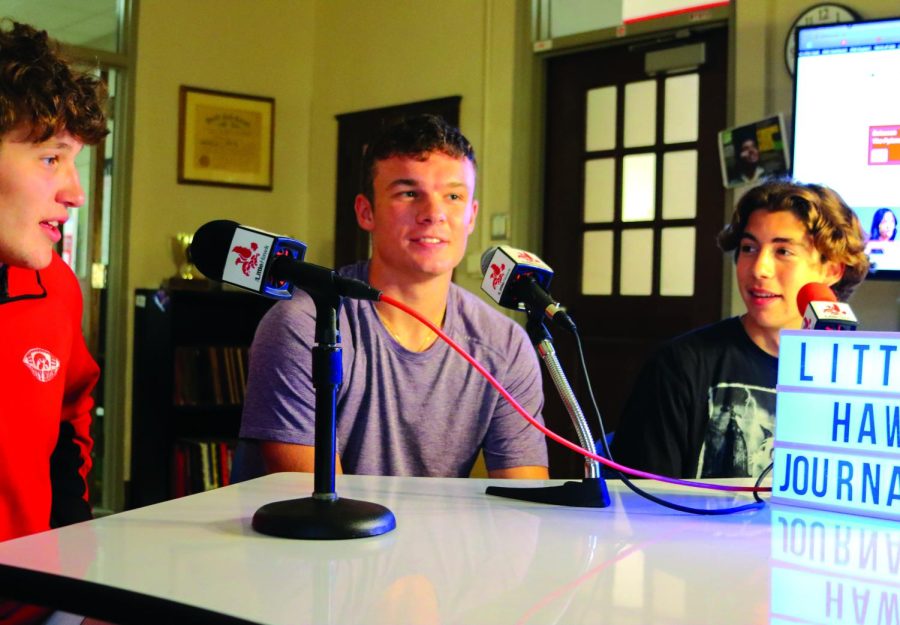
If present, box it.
[0,263,47,305]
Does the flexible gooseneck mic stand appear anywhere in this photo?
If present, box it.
[486,313,610,508]
[252,287,397,539]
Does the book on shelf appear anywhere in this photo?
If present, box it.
[222,347,237,404]
[171,439,235,497]
[172,345,250,407]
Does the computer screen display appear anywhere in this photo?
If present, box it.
[792,16,900,279]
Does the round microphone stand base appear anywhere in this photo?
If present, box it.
[251,291,396,541]
[252,495,397,540]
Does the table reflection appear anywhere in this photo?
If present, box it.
[770,505,900,624]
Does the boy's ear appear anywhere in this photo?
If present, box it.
[466,199,479,235]
[823,259,845,288]
[354,194,375,232]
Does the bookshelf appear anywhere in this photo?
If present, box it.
[129,287,274,508]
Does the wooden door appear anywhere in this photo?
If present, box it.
[542,27,728,476]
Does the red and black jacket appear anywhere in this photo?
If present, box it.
[0,253,98,623]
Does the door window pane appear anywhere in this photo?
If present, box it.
[662,150,697,220]
[622,153,656,222]
[584,158,615,223]
[664,73,699,144]
[3,1,122,52]
[660,227,696,296]
[582,231,613,295]
[620,229,654,295]
[62,147,97,277]
[585,86,617,152]
[624,80,656,148]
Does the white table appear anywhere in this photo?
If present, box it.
[0,473,896,624]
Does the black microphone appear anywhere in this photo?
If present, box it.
[189,220,380,301]
[796,282,858,331]
[480,245,576,332]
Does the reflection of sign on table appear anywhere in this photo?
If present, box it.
[770,506,900,625]
[178,86,274,190]
[773,330,900,521]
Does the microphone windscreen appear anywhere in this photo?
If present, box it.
[481,246,498,276]
[189,220,240,281]
[797,282,836,315]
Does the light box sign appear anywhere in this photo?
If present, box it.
[773,330,900,521]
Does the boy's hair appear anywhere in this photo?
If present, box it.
[0,20,108,144]
[717,179,869,301]
[360,114,475,202]
[733,127,758,151]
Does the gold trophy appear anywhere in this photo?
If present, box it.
[175,232,196,279]
[164,232,209,289]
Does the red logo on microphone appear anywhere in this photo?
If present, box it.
[232,243,260,276]
[516,251,537,262]
[490,263,507,288]
[823,303,842,315]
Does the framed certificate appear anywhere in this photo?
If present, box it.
[178,86,275,190]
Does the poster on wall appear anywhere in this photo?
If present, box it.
[718,115,790,188]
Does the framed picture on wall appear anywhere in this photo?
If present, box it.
[717,114,790,189]
[178,86,275,190]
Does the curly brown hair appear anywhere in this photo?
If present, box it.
[718,179,869,301]
[360,114,476,203]
[0,20,108,144]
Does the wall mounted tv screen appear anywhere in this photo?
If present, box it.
[792,16,900,280]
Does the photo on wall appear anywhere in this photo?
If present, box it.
[718,115,790,188]
[858,206,900,275]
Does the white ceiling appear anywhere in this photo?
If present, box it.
[0,0,119,50]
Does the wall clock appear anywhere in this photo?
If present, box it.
[785,3,861,76]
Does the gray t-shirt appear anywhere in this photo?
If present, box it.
[235,262,547,478]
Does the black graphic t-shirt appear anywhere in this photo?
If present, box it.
[610,317,778,479]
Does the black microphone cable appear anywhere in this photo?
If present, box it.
[569,326,768,515]
[752,462,774,504]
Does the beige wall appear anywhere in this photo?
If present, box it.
[731,0,900,328]
[130,0,315,290]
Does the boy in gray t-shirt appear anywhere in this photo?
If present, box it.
[237,261,546,477]
[235,115,549,480]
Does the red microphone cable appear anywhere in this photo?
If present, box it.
[380,293,769,495]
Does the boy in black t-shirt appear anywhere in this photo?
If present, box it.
[611,180,869,478]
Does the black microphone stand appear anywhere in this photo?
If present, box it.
[252,287,396,539]
[486,312,610,508]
